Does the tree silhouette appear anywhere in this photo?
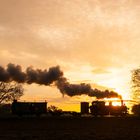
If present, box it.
[131,68,140,103]
[48,105,62,116]
[132,104,140,116]
[0,82,24,104]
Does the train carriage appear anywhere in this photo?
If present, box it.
[11,100,47,116]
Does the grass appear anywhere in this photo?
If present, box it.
[0,116,140,140]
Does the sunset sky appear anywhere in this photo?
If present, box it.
[0,0,140,111]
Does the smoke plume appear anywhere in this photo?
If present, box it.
[56,77,121,99]
[0,63,121,99]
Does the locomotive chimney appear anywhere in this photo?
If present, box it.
[121,100,123,106]
[109,101,112,107]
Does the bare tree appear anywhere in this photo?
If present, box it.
[131,68,140,103]
[0,82,24,104]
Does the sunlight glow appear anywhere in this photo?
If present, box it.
[104,98,125,106]
[98,68,131,100]
[112,101,122,106]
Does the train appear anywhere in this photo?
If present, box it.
[81,100,128,117]
[11,99,128,117]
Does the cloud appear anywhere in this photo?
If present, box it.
[0,0,139,102]
[0,0,139,70]
[92,68,110,74]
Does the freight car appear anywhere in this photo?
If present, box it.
[11,100,47,116]
[89,100,128,117]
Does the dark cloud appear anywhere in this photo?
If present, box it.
[0,63,121,99]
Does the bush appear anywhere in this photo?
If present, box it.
[47,105,63,116]
[0,104,11,115]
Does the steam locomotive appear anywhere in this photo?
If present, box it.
[90,101,128,116]
[81,100,128,117]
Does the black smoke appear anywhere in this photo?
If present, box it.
[7,63,26,83]
[0,63,63,85]
[0,63,121,99]
[26,66,63,85]
[56,77,121,99]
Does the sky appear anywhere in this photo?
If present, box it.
[0,0,140,111]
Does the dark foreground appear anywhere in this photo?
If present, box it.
[0,116,140,140]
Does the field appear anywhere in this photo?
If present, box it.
[0,116,140,140]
